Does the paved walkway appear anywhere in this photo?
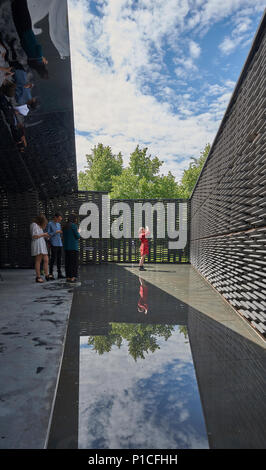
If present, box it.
[0,269,73,449]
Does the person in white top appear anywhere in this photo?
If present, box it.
[30,214,51,283]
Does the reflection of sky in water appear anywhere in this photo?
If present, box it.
[79,326,209,449]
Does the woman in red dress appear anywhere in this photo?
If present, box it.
[139,226,150,271]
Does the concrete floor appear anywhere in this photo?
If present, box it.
[0,264,265,449]
[0,269,74,449]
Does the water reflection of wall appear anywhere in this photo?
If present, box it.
[188,306,266,449]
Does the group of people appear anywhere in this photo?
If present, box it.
[0,0,48,152]
[30,213,80,284]
[30,218,150,283]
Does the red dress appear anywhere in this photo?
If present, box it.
[139,232,149,256]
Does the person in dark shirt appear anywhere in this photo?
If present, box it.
[62,214,81,283]
[11,0,49,79]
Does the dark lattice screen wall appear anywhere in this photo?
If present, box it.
[0,188,40,268]
[0,189,189,267]
[44,191,190,264]
[190,13,266,338]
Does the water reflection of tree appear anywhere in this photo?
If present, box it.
[87,324,188,361]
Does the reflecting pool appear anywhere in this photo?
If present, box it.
[47,264,266,449]
[79,324,209,449]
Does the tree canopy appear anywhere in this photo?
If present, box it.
[87,323,188,362]
[178,143,210,198]
[78,143,123,192]
[78,142,210,199]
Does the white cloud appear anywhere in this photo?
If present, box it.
[185,0,265,33]
[219,35,242,55]
[218,3,263,55]
[189,40,201,59]
[67,0,264,182]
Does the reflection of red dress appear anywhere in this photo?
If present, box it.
[138,285,148,312]
[139,232,149,256]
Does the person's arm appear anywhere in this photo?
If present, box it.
[145,226,150,237]
[72,224,81,239]
[0,66,11,71]
[47,222,56,238]
[31,223,49,239]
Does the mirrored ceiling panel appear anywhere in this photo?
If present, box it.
[0,0,77,198]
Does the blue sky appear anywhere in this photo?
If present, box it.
[67,0,265,181]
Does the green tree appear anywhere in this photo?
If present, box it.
[110,146,180,199]
[129,145,162,180]
[78,143,123,192]
[179,143,210,198]
[78,142,211,200]
[109,168,141,199]
[88,323,175,362]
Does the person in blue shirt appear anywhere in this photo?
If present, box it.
[62,214,81,283]
[14,69,37,109]
[47,212,65,280]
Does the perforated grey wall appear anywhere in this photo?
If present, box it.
[190,13,266,338]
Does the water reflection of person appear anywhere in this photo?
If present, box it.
[0,36,14,86]
[11,0,49,79]
[137,277,149,315]
[0,86,27,152]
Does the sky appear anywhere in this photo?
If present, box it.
[79,328,209,449]
[67,0,265,182]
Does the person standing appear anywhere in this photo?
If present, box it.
[139,226,150,271]
[47,213,65,279]
[62,214,80,283]
[30,215,50,283]
[11,0,49,79]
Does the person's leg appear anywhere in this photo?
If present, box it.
[65,250,71,280]
[11,0,32,37]
[40,259,44,275]
[73,251,79,280]
[49,246,56,275]
[43,254,49,277]
[35,254,41,277]
[69,251,75,280]
[139,255,147,270]
[57,247,64,277]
